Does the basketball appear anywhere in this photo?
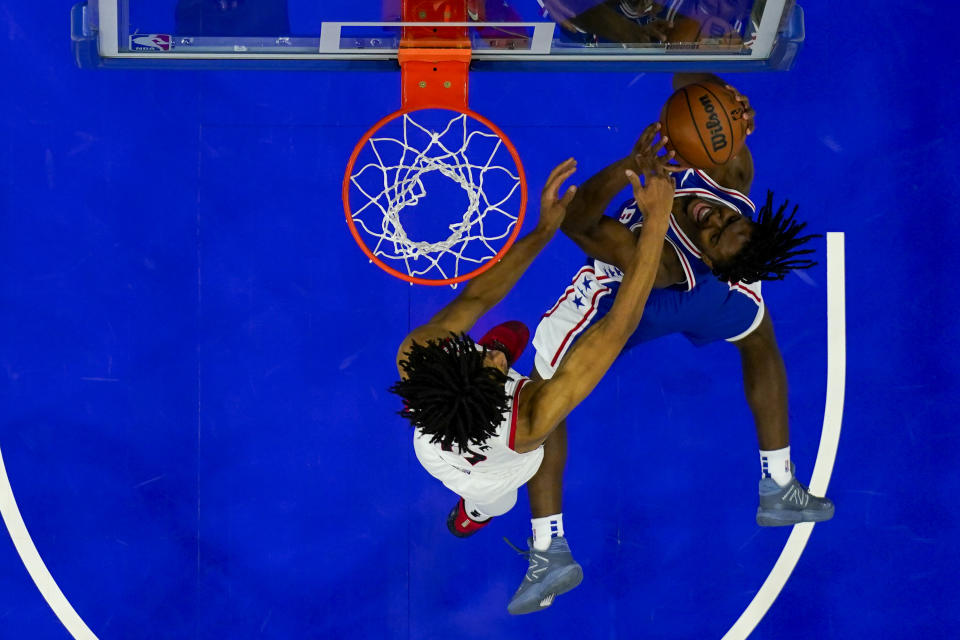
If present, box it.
[660,82,748,169]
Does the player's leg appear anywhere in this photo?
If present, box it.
[691,287,834,526]
[508,410,582,616]
[472,490,518,517]
[448,489,519,538]
[527,422,566,518]
[525,368,568,548]
[447,496,495,538]
[524,266,625,547]
[505,267,621,614]
[414,432,520,538]
[731,311,833,525]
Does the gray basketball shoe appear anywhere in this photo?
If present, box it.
[757,464,835,526]
[506,537,583,615]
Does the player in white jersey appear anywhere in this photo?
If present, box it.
[391,156,677,609]
[411,364,543,523]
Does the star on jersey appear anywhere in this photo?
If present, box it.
[578,277,593,297]
[601,265,623,278]
[573,295,584,309]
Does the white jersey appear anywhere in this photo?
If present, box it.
[412,368,544,504]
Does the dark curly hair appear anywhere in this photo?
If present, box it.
[712,191,820,283]
[389,333,509,452]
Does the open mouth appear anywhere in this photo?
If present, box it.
[691,200,711,225]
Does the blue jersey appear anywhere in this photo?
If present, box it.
[533,169,764,377]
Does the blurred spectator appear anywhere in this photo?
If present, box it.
[538,0,750,45]
[175,0,290,37]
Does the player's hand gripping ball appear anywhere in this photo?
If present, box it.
[660,82,750,169]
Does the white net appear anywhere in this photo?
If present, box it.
[347,109,524,284]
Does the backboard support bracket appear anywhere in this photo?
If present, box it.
[399,0,471,110]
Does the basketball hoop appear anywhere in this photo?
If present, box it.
[342,0,527,286]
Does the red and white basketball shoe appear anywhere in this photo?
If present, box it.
[447,497,492,538]
[477,320,529,367]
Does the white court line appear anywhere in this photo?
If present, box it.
[722,232,846,640]
[0,447,98,639]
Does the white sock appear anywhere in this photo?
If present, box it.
[532,514,564,551]
[759,446,793,487]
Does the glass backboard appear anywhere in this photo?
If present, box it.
[72,0,804,72]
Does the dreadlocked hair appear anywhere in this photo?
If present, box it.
[712,190,821,284]
[389,332,510,452]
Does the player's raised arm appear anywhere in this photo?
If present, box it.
[561,123,678,271]
[515,169,675,448]
[397,159,577,372]
[426,158,577,332]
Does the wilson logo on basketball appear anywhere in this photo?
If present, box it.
[698,95,728,152]
[661,81,746,169]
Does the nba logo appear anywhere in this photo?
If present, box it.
[130,34,172,51]
[619,206,636,223]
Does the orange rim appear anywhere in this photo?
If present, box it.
[343,105,527,286]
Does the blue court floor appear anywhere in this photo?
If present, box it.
[1,2,958,639]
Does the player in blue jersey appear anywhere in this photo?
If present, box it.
[499,74,834,615]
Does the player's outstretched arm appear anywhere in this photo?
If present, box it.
[561,123,678,271]
[514,170,675,450]
[396,159,577,370]
[426,158,577,332]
